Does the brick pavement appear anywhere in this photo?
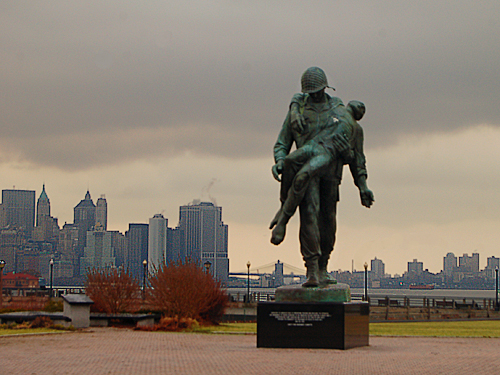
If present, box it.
[1,328,499,374]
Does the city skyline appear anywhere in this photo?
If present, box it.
[1,183,499,277]
[1,2,500,275]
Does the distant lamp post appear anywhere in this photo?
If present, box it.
[247,261,251,304]
[364,262,368,302]
[49,259,54,299]
[496,267,499,311]
[142,260,148,300]
[204,260,212,274]
[0,260,5,309]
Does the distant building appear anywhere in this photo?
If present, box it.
[483,256,500,279]
[0,228,27,273]
[73,191,96,276]
[371,257,385,279]
[407,259,423,276]
[443,252,457,276]
[33,185,59,243]
[96,195,107,230]
[1,189,35,237]
[2,272,39,294]
[459,253,479,273]
[80,226,116,274]
[148,214,167,273]
[126,223,149,281]
[176,201,229,283]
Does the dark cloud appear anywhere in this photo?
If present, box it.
[1,1,500,169]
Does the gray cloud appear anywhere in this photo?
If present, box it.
[1,1,500,170]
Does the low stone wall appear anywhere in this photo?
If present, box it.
[370,306,500,321]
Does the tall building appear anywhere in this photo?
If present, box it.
[371,257,385,279]
[126,223,149,281]
[73,190,96,276]
[1,189,35,237]
[443,252,457,276]
[459,253,479,273]
[407,259,423,275]
[80,226,116,274]
[96,195,107,230]
[36,184,50,226]
[483,256,499,279]
[0,228,27,273]
[148,214,167,273]
[33,185,59,243]
[176,201,229,283]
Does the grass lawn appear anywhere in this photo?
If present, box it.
[193,322,256,334]
[370,320,500,338]
[0,327,65,336]
[194,321,500,337]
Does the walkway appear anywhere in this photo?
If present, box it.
[1,328,499,374]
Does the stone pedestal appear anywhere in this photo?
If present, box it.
[63,294,94,328]
[257,283,369,350]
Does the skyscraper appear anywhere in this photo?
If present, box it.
[459,253,479,273]
[443,252,457,276]
[126,223,149,281]
[80,226,116,274]
[73,190,96,276]
[371,257,385,279]
[1,189,35,237]
[33,185,59,243]
[148,214,167,273]
[96,195,107,230]
[176,201,229,283]
[36,184,50,226]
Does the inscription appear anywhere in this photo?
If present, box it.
[269,311,331,327]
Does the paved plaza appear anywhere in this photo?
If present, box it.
[1,328,499,374]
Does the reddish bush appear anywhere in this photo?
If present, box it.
[85,267,141,314]
[147,260,228,325]
[137,316,199,332]
[30,316,53,328]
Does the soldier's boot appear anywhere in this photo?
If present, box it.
[318,255,337,285]
[270,210,291,245]
[302,259,319,288]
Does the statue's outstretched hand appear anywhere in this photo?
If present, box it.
[272,160,284,182]
[360,188,374,208]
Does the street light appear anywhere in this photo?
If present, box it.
[49,259,54,299]
[364,262,368,302]
[495,267,499,311]
[142,259,148,300]
[204,260,212,274]
[246,261,251,304]
[0,260,5,309]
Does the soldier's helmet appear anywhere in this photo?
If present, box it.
[301,67,334,93]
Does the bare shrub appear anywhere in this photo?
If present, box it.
[85,267,141,314]
[137,316,199,332]
[147,260,228,325]
[30,316,53,328]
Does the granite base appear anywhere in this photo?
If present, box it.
[257,301,369,350]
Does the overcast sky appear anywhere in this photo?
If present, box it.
[1,1,500,275]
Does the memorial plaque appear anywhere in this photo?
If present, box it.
[257,301,369,349]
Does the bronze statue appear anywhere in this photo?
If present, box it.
[270,67,374,287]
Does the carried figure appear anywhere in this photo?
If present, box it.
[270,67,374,287]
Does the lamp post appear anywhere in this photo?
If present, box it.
[364,262,368,302]
[142,260,148,300]
[246,261,251,304]
[0,260,5,309]
[495,267,499,311]
[204,260,212,274]
[49,259,54,299]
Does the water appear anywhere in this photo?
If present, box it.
[351,288,498,300]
